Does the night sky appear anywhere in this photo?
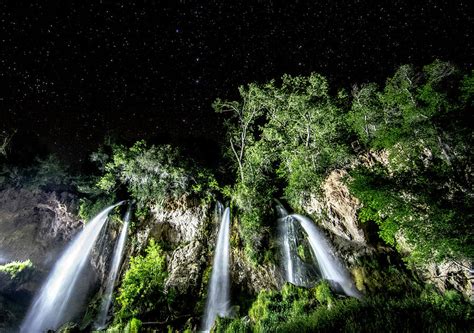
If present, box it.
[1,1,473,167]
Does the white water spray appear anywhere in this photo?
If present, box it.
[202,207,231,332]
[292,214,360,298]
[20,202,124,333]
[276,204,295,284]
[95,206,131,329]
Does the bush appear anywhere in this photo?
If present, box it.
[126,318,142,333]
[93,140,218,209]
[116,239,171,322]
[218,284,474,333]
[0,259,34,280]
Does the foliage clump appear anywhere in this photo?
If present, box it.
[0,155,74,190]
[0,259,34,280]
[347,61,473,264]
[215,74,350,262]
[92,140,218,210]
[115,239,172,323]
[217,282,473,333]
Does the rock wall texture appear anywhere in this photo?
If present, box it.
[146,200,208,291]
[0,187,83,331]
[421,260,473,301]
[301,169,366,244]
[0,188,82,274]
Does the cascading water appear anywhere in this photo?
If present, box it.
[95,206,132,329]
[276,204,296,283]
[277,204,319,287]
[292,214,360,298]
[20,202,124,333]
[215,201,224,221]
[202,207,231,332]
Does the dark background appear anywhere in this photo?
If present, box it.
[1,1,472,168]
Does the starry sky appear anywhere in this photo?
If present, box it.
[1,1,473,167]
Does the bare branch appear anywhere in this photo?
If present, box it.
[0,130,16,157]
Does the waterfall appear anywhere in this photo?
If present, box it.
[202,207,231,332]
[215,201,224,221]
[20,202,124,333]
[94,206,132,330]
[277,204,319,287]
[292,214,360,298]
[276,203,296,283]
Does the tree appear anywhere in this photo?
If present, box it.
[213,84,266,183]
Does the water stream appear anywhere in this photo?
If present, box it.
[95,205,132,329]
[20,202,124,333]
[202,206,231,331]
[276,204,296,284]
[277,203,319,287]
[292,214,360,298]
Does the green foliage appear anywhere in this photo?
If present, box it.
[314,281,333,306]
[215,61,472,266]
[345,61,473,265]
[218,284,473,333]
[349,166,473,264]
[93,140,218,209]
[57,322,80,333]
[102,323,124,333]
[216,73,351,263]
[215,317,250,333]
[460,70,474,105]
[126,318,142,333]
[78,195,116,221]
[116,239,171,322]
[0,259,33,280]
[276,293,473,333]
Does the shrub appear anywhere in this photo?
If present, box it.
[0,259,33,280]
[93,140,218,209]
[218,286,473,332]
[116,239,171,322]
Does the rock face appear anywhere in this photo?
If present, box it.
[301,169,366,244]
[142,199,282,318]
[0,187,83,331]
[421,260,473,301]
[231,249,280,294]
[165,240,207,295]
[147,200,211,298]
[397,231,473,300]
[0,188,82,274]
[150,200,208,244]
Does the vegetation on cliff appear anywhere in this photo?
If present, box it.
[0,60,472,332]
[216,60,473,267]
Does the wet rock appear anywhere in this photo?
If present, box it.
[0,187,83,331]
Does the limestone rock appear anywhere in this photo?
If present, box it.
[301,169,366,244]
[421,260,473,300]
[0,187,82,273]
[0,187,82,331]
[165,240,206,295]
[231,249,280,294]
[150,200,208,244]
